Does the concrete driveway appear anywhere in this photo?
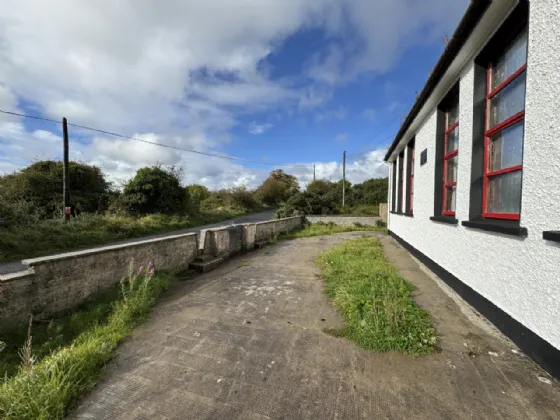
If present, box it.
[71,232,560,419]
[0,210,276,275]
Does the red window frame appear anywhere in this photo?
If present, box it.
[442,113,458,216]
[409,145,414,213]
[482,49,527,221]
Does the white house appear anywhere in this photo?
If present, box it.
[385,0,559,378]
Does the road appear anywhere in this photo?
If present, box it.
[0,210,276,275]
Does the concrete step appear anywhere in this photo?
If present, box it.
[189,257,224,273]
[194,254,218,263]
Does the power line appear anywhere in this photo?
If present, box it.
[0,108,281,166]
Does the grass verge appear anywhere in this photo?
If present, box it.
[0,209,248,262]
[316,237,437,355]
[0,266,174,419]
[279,222,386,240]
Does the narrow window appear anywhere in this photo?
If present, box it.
[410,144,415,213]
[391,161,397,212]
[483,29,527,220]
[406,139,415,214]
[443,100,459,216]
[398,151,404,212]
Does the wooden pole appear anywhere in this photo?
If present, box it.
[62,117,70,222]
[342,150,346,208]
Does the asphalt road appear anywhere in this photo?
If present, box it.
[0,210,276,275]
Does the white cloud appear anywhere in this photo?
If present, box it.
[0,0,465,189]
[248,122,273,135]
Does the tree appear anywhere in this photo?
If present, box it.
[0,160,111,223]
[122,166,186,214]
[185,184,210,208]
[255,169,300,205]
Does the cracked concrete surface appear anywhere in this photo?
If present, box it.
[70,232,560,419]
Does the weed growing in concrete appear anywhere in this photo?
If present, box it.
[0,263,174,420]
[317,237,437,355]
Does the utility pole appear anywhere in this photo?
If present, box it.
[313,164,316,182]
[62,117,70,222]
[342,150,346,208]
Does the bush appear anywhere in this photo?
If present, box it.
[122,166,186,215]
[0,161,111,225]
[185,184,210,209]
[349,178,388,207]
[275,191,339,218]
[200,186,261,214]
[255,170,300,206]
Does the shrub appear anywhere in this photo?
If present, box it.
[0,161,111,225]
[255,169,300,205]
[185,184,210,209]
[122,166,186,215]
[275,191,339,218]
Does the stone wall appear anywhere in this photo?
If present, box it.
[0,214,373,321]
[0,233,198,321]
[305,215,381,227]
[254,216,303,243]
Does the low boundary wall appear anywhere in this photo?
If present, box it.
[0,233,198,320]
[1,214,376,321]
[305,215,381,227]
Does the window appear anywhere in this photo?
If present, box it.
[406,139,415,214]
[483,29,527,221]
[398,151,404,212]
[443,100,459,216]
[433,82,459,220]
[391,160,397,212]
[410,145,415,213]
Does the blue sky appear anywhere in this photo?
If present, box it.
[0,0,469,189]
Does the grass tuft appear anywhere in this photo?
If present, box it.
[316,237,437,355]
[0,266,174,420]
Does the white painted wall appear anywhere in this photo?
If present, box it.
[388,0,560,351]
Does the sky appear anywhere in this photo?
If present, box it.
[0,0,469,190]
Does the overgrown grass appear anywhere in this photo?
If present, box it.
[316,237,437,355]
[0,209,246,262]
[279,222,386,240]
[0,265,174,419]
[338,204,380,216]
[0,287,122,379]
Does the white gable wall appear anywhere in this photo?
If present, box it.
[388,0,560,352]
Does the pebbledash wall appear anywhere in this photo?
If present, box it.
[386,0,560,377]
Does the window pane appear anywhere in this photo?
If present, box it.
[491,29,528,90]
[487,170,522,214]
[488,72,526,128]
[444,186,456,212]
[447,102,459,127]
[446,126,459,154]
[489,121,524,172]
[445,155,458,184]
